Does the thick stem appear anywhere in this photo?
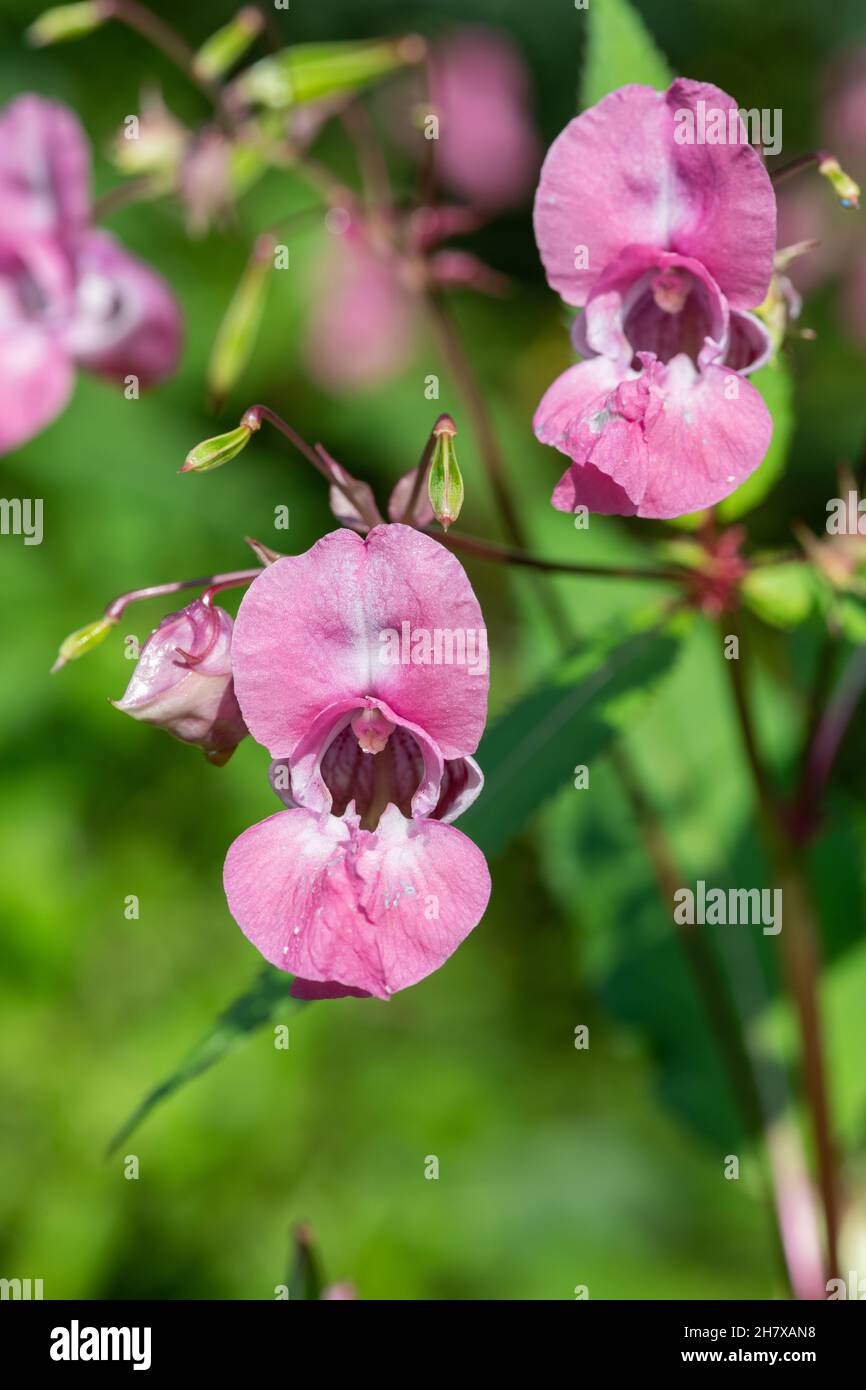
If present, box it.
[722,619,840,1284]
[437,529,684,583]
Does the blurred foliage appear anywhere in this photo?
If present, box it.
[1,0,866,1301]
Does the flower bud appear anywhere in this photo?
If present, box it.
[427,415,463,531]
[232,35,425,109]
[193,7,263,83]
[208,234,275,407]
[113,600,246,764]
[26,1,108,47]
[182,422,253,473]
[51,615,115,673]
[818,154,861,209]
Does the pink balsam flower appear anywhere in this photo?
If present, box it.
[0,94,182,455]
[224,524,491,1000]
[429,26,541,213]
[114,600,247,765]
[533,80,777,519]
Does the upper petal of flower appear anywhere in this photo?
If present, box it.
[0,94,90,242]
[534,79,776,311]
[223,803,491,999]
[63,230,183,387]
[231,524,489,762]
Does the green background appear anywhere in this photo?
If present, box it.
[1,0,865,1299]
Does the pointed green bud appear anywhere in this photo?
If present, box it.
[207,234,275,406]
[427,416,463,532]
[818,155,860,209]
[193,6,263,82]
[26,1,108,46]
[233,35,425,109]
[181,423,254,473]
[51,615,115,673]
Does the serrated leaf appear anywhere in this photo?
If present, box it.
[580,0,673,109]
[461,610,683,858]
[107,966,301,1153]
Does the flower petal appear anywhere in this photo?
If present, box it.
[0,321,73,453]
[0,94,90,241]
[539,353,772,519]
[63,230,182,386]
[534,79,775,310]
[232,524,489,761]
[224,804,491,999]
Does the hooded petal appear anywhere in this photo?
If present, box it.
[63,230,182,386]
[223,803,490,999]
[534,79,776,310]
[114,600,246,760]
[0,94,90,241]
[232,524,489,762]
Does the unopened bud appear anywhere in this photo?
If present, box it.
[208,234,275,406]
[193,7,264,83]
[427,416,463,531]
[818,155,861,210]
[51,615,115,673]
[26,1,108,47]
[182,423,252,473]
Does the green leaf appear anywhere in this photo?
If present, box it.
[107,966,302,1154]
[193,8,263,83]
[717,361,795,521]
[460,609,683,858]
[580,0,673,109]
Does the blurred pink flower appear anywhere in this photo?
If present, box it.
[429,26,541,213]
[224,524,490,1000]
[533,80,776,519]
[0,94,182,454]
[114,600,247,765]
[775,50,866,345]
[304,205,507,394]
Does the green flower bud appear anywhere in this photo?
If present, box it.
[181,423,254,473]
[427,416,463,531]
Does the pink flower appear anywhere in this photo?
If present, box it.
[429,26,541,213]
[0,95,182,455]
[533,80,777,519]
[304,205,507,395]
[114,600,247,765]
[223,524,491,1000]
